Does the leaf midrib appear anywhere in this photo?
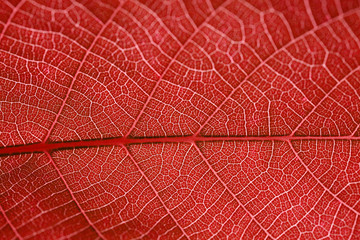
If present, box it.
[1,135,359,155]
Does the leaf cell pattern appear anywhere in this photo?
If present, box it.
[1,0,360,239]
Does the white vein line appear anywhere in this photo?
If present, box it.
[122,145,189,239]
[304,0,317,27]
[0,204,22,239]
[0,0,26,39]
[44,151,105,239]
[350,214,359,240]
[327,202,342,238]
[288,140,359,214]
[276,189,327,239]
[352,123,360,136]
[195,8,360,136]
[193,143,274,238]
[5,23,88,52]
[291,65,360,136]
[131,0,190,46]
[124,0,232,137]
[43,2,126,143]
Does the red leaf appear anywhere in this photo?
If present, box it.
[1,0,360,239]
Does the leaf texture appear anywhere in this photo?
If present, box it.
[0,0,360,239]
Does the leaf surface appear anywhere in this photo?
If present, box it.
[1,0,360,239]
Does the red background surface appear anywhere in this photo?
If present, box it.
[1,0,360,239]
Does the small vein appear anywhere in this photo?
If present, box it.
[0,204,22,239]
[0,0,26,39]
[288,140,359,214]
[304,0,317,27]
[122,145,189,239]
[276,189,327,239]
[327,201,342,238]
[130,0,187,46]
[124,0,231,137]
[350,214,359,240]
[192,143,274,238]
[352,124,360,136]
[291,64,360,136]
[195,8,360,136]
[44,151,105,239]
[42,1,126,143]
